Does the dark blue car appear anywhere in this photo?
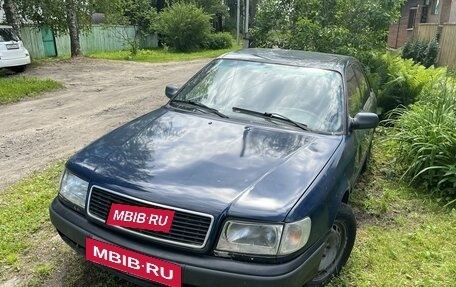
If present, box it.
[50,48,378,287]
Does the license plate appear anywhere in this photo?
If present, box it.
[6,43,19,50]
[106,203,175,232]
[86,238,182,287]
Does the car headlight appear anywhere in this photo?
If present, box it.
[59,170,89,209]
[278,217,312,255]
[216,217,311,256]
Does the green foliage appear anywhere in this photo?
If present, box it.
[251,0,404,57]
[368,53,446,116]
[16,0,95,34]
[157,2,212,52]
[0,162,63,268]
[181,0,228,18]
[387,80,456,198]
[98,0,158,34]
[423,39,439,68]
[204,32,233,50]
[97,0,158,56]
[402,38,439,68]
[0,76,62,105]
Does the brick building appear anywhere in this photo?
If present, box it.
[388,0,456,48]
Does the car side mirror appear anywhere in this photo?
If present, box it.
[165,84,179,99]
[350,112,379,130]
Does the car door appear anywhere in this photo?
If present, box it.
[346,63,370,185]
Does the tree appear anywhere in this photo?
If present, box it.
[66,0,81,57]
[16,0,95,57]
[2,0,21,36]
[251,0,404,60]
[166,0,228,31]
[96,0,158,55]
[157,2,212,52]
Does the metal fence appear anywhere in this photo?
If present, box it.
[415,23,456,69]
[20,25,158,59]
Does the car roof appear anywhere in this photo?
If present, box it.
[0,25,13,29]
[219,48,355,74]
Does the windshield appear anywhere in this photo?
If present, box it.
[0,28,20,42]
[174,59,344,133]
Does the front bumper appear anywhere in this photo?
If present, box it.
[50,197,324,287]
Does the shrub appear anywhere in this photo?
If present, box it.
[423,39,439,68]
[204,32,233,50]
[157,3,212,52]
[402,38,439,68]
[368,53,446,117]
[388,80,456,198]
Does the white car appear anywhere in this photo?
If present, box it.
[0,25,31,73]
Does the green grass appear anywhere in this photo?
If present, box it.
[327,135,456,287]
[88,47,240,63]
[0,162,63,270]
[0,133,455,286]
[0,76,62,105]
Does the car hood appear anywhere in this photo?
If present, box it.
[69,108,342,221]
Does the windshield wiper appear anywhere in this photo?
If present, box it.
[232,107,308,131]
[170,100,229,118]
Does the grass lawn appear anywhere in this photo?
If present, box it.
[88,46,240,63]
[0,132,455,286]
[0,75,62,105]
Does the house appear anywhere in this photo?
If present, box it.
[388,0,456,48]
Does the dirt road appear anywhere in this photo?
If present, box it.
[0,58,208,190]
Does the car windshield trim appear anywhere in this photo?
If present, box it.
[170,99,229,118]
[232,106,309,131]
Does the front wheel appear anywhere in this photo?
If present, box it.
[307,203,356,286]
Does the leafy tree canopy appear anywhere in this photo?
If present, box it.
[251,0,404,59]
[16,0,95,35]
[96,0,158,35]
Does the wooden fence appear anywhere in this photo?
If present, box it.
[438,24,456,69]
[415,23,456,69]
[20,25,158,59]
[414,24,439,42]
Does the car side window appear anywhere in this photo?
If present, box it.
[353,65,370,111]
[346,65,362,117]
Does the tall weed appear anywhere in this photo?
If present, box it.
[388,80,456,198]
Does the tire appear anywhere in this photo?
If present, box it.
[307,203,356,287]
[10,65,27,73]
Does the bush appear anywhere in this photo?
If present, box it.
[157,3,212,52]
[402,38,439,68]
[204,32,233,50]
[367,53,446,117]
[423,39,439,68]
[388,80,456,198]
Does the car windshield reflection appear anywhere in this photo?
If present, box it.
[173,59,344,133]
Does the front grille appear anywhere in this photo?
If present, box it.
[87,186,213,249]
